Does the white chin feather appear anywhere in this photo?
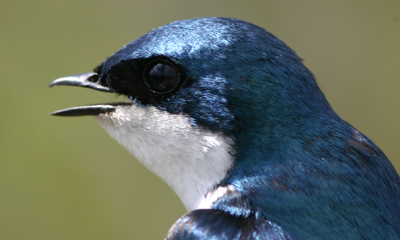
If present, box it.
[95,104,234,211]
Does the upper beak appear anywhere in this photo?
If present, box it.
[49,72,130,116]
[49,72,113,92]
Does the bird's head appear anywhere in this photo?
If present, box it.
[50,18,333,210]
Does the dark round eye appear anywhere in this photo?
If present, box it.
[144,60,181,94]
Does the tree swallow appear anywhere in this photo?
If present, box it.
[50,18,400,239]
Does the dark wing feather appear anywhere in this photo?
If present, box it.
[165,209,296,240]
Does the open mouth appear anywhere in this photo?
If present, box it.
[49,72,131,116]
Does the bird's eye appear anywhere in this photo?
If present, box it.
[143,59,181,94]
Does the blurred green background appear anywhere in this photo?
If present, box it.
[1,1,399,239]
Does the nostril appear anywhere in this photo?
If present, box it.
[87,74,99,83]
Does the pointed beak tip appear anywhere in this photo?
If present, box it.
[49,109,67,116]
[48,82,57,88]
[48,78,63,88]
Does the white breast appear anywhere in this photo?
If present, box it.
[96,104,234,211]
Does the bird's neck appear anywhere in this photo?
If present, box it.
[96,104,235,211]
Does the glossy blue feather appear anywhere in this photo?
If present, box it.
[82,18,400,239]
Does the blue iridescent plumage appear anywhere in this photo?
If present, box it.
[50,18,400,239]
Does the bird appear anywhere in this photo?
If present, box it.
[49,17,400,239]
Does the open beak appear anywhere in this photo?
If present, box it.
[49,72,130,116]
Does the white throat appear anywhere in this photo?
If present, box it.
[96,104,234,211]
